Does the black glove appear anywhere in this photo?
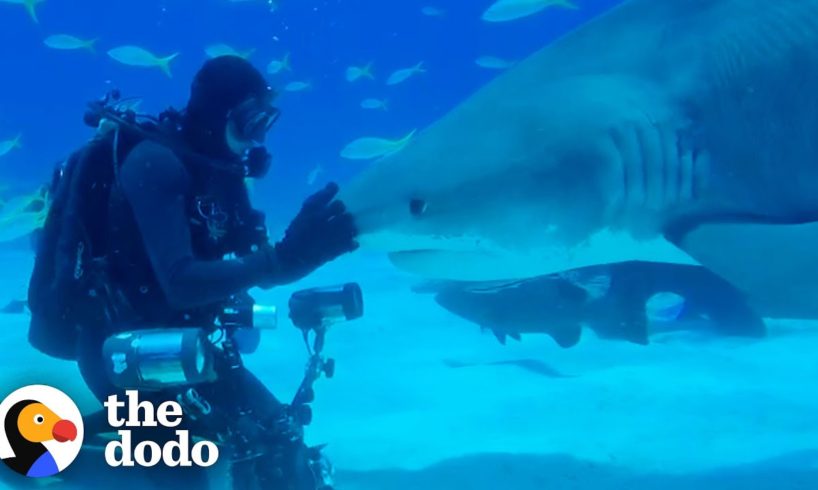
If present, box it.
[273,182,359,283]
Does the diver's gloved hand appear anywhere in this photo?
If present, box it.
[272,182,359,283]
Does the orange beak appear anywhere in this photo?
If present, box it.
[52,420,77,442]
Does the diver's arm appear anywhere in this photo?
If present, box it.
[119,141,278,309]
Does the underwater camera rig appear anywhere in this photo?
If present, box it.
[100,283,363,490]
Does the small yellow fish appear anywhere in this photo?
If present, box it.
[284,80,311,92]
[205,43,255,60]
[345,62,374,82]
[0,189,48,243]
[474,55,516,70]
[266,52,291,74]
[360,98,388,111]
[107,46,179,78]
[386,62,425,86]
[0,212,45,241]
[340,130,416,160]
[43,34,97,53]
[0,134,22,158]
[482,0,578,23]
[0,188,46,221]
[0,0,45,23]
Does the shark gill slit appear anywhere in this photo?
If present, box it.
[617,125,698,214]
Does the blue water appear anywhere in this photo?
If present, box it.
[0,0,618,223]
[1,1,818,489]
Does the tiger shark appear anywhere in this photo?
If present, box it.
[339,0,818,317]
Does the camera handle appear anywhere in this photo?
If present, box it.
[179,324,330,457]
[291,323,335,416]
[172,329,276,464]
[172,324,340,489]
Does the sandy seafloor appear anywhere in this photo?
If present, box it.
[0,248,815,489]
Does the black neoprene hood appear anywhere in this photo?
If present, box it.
[182,55,272,158]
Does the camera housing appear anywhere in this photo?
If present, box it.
[101,283,364,391]
[288,283,363,330]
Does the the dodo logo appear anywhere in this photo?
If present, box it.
[0,385,83,478]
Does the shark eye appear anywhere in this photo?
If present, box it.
[33,414,45,425]
[409,198,427,218]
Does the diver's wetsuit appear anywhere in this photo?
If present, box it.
[76,140,287,488]
[116,140,278,309]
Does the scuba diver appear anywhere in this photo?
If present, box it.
[26,55,359,489]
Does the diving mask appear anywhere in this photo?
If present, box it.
[228,95,280,144]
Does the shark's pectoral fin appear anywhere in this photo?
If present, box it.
[488,323,582,349]
[488,328,508,345]
[549,323,583,349]
[670,217,818,317]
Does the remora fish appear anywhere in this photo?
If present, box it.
[340,0,818,317]
[418,262,767,348]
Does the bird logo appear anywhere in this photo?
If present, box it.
[0,385,83,478]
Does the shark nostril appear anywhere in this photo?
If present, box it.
[409,198,427,218]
